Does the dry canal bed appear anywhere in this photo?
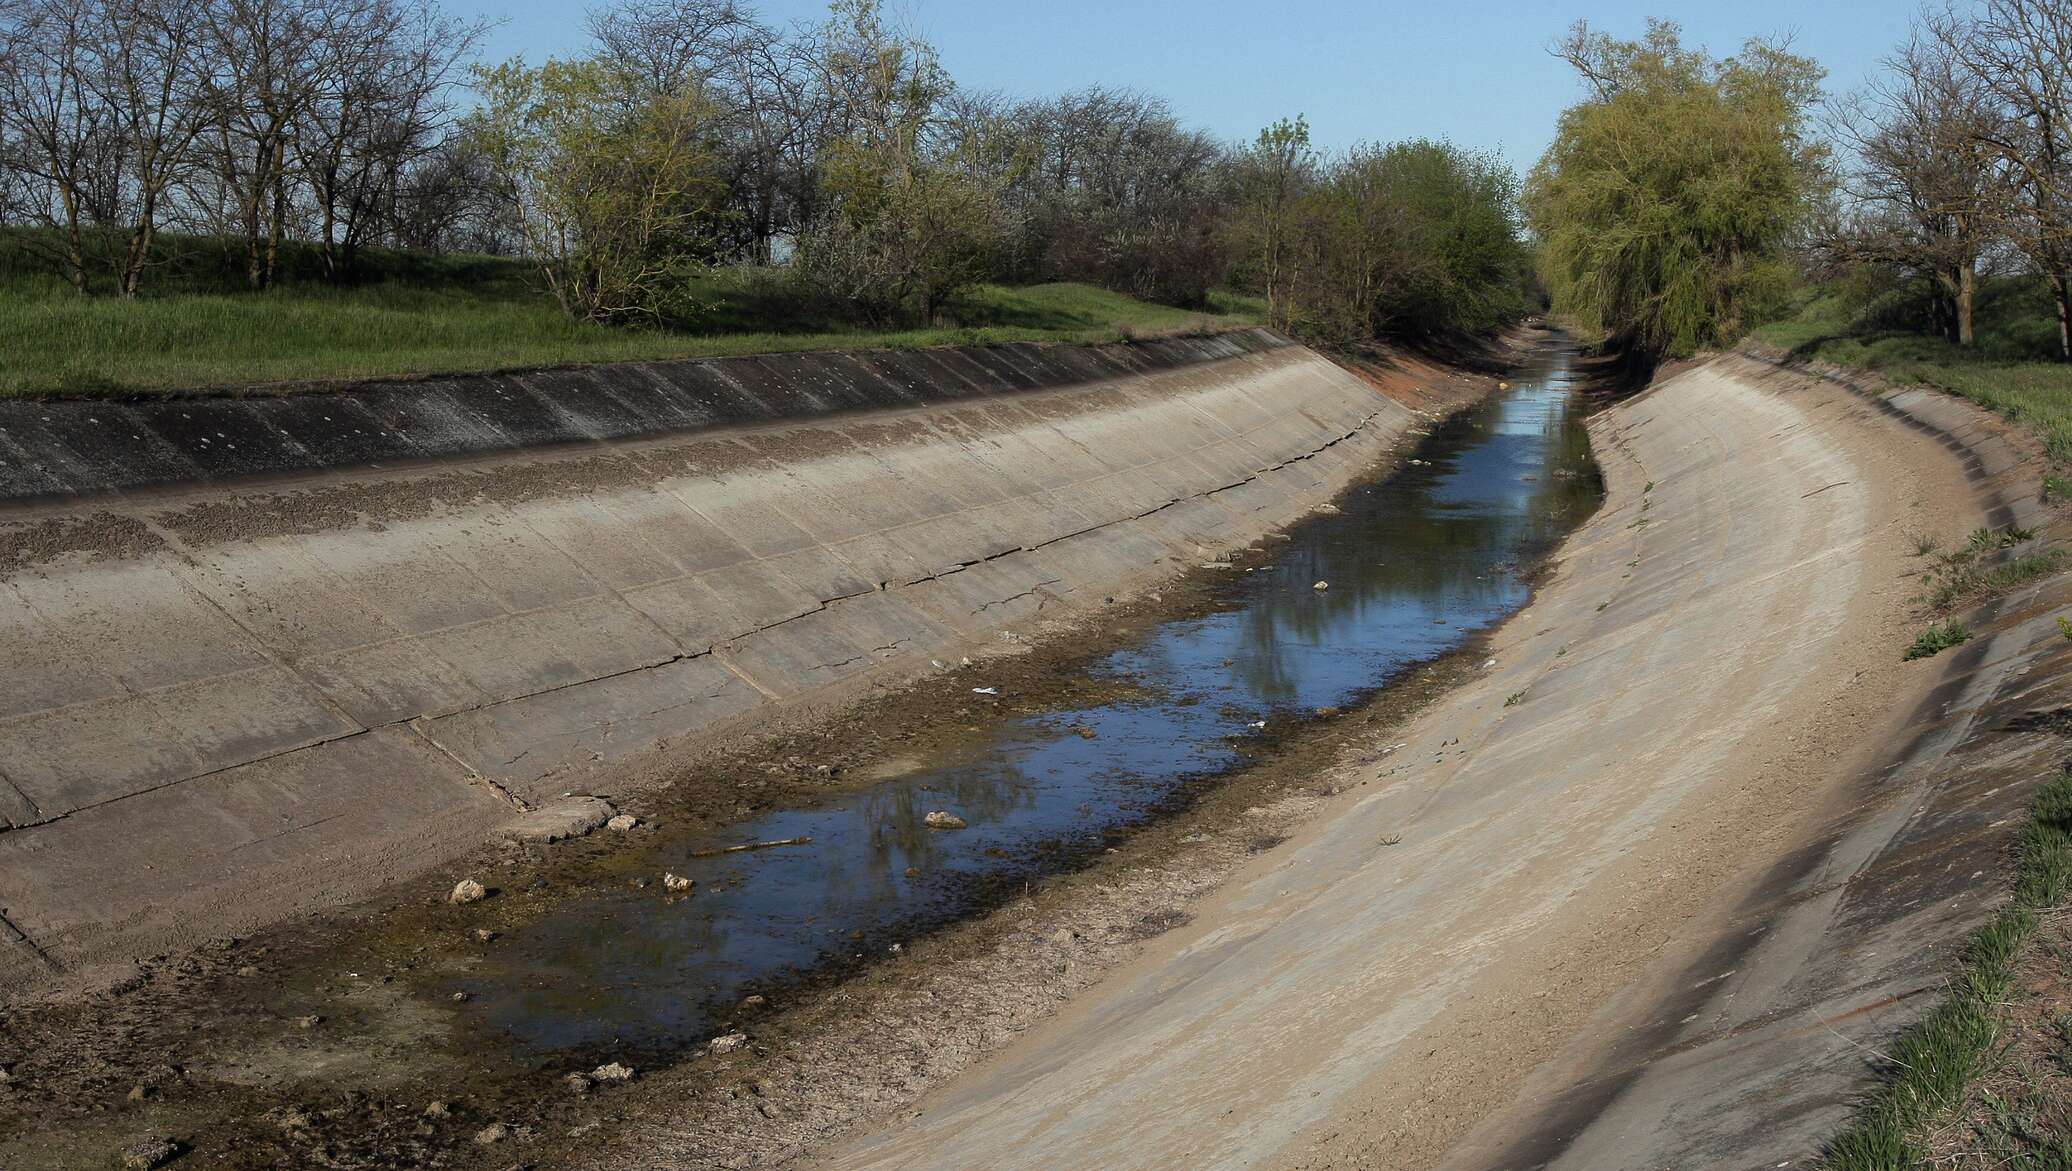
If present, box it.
[0,349,1599,1168]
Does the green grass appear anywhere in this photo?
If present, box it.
[0,229,1264,397]
[1821,768,2072,1169]
[1904,619,1973,661]
[1754,279,2072,459]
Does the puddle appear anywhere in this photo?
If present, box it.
[465,349,1602,1057]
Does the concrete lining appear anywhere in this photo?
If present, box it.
[0,331,1433,993]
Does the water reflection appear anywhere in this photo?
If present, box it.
[469,351,1602,1055]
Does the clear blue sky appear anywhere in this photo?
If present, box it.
[460,0,1918,178]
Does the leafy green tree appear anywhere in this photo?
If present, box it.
[1240,115,1315,331]
[465,54,724,321]
[1525,19,1826,355]
[1280,139,1528,344]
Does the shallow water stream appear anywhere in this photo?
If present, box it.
[466,348,1601,1057]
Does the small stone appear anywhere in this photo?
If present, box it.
[708,1032,749,1055]
[127,1084,148,1102]
[234,965,259,978]
[923,811,967,830]
[451,991,470,1003]
[737,994,767,1012]
[606,814,639,832]
[1049,927,1075,946]
[294,1015,321,1029]
[120,1137,179,1169]
[590,1062,636,1083]
[473,1122,508,1145]
[422,1101,450,1119]
[563,1073,593,1094]
[474,928,498,943]
[663,873,693,893]
[448,879,487,905]
[1313,580,1329,591]
[1074,726,1097,739]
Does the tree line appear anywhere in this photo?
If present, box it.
[0,0,1534,344]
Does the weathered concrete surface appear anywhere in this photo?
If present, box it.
[0,331,1449,996]
[811,353,2028,1171]
[1439,350,2068,1170]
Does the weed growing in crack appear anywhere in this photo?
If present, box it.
[1504,691,1525,707]
[1905,619,1972,661]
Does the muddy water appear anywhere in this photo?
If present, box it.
[466,350,1600,1058]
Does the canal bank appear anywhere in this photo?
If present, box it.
[0,331,1560,1168]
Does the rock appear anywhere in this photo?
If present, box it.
[590,1062,636,1084]
[448,879,487,905]
[120,1137,179,1169]
[473,928,498,943]
[606,814,639,832]
[422,1101,450,1119]
[563,1073,593,1094]
[737,994,767,1013]
[1312,580,1329,591]
[294,1015,322,1029]
[451,991,470,1003]
[1074,726,1097,739]
[708,1033,749,1055]
[923,811,967,830]
[1049,927,1076,946]
[473,1122,508,1145]
[1200,561,1233,570]
[662,873,693,893]
[499,796,615,844]
[127,1084,148,1102]
[234,965,259,978]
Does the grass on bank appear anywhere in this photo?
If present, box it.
[1821,767,2072,1169]
[1754,278,2072,459]
[0,230,1265,397]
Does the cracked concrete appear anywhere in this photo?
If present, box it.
[0,333,1462,998]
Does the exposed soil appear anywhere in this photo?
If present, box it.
[0,340,1550,1169]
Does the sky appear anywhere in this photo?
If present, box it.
[456,0,1920,179]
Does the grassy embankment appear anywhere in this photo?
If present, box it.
[1754,279,2072,460]
[1822,767,2072,1169]
[0,230,1263,398]
[1763,281,2072,1166]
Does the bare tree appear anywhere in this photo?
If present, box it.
[1943,0,2072,360]
[294,0,486,280]
[88,0,210,296]
[195,0,339,289]
[0,0,111,290]
[1825,29,2007,346]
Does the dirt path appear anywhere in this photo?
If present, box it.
[788,354,1988,1171]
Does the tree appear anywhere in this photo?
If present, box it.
[996,86,1232,306]
[293,0,485,281]
[1240,115,1314,331]
[1526,19,1826,355]
[1824,28,2006,347]
[1944,0,2072,360]
[793,0,1011,324]
[0,0,113,291]
[466,54,726,320]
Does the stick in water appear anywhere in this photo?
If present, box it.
[687,836,813,859]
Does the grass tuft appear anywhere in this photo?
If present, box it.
[1904,619,1972,661]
